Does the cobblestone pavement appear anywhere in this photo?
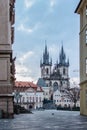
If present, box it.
[0,110,87,130]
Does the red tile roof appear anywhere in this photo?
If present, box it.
[15,81,44,92]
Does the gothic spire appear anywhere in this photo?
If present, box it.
[67,58,69,66]
[40,41,52,66]
[59,45,66,65]
[44,43,48,56]
[43,44,49,64]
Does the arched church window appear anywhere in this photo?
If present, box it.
[46,68,49,74]
[42,68,45,74]
[60,81,62,86]
[53,82,58,92]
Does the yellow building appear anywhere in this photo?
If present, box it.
[75,0,87,115]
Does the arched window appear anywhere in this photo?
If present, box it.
[53,82,58,91]
[33,97,34,102]
[39,97,41,102]
[46,68,49,74]
[36,97,38,102]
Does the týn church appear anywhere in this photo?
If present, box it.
[37,44,70,102]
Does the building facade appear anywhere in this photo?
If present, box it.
[53,88,80,108]
[14,81,44,110]
[0,0,16,118]
[53,90,74,108]
[38,45,69,100]
[75,0,87,115]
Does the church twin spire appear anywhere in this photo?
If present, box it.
[40,44,69,67]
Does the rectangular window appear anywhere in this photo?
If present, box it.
[36,97,38,102]
[86,30,87,44]
[33,97,34,102]
[22,97,25,103]
[86,58,87,74]
[30,97,31,102]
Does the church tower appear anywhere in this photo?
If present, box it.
[58,45,69,89]
[38,44,70,101]
[40,44,52,79]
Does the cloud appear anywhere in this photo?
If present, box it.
[19,51,34,63]
[17,22,41,34]
[16,74,34,82]
[17,24,33,33]
[24,0,57,10]
[15,61,34,82]
[15,50,40,83]
[15,51,34,75]
[50,0,56,8]
[48,0,57,12]
[15,65,31,74]
[24,0,36,9]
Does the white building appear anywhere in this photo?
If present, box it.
[53,89,80,108]
[14,81,44,110]
[53,90,72,108]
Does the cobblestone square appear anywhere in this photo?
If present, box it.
[0,110,87,130]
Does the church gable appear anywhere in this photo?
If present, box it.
[37,87,41,91]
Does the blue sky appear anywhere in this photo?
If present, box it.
[13,0,80,84]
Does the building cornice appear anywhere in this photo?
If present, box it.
[0,94,14,97]
[75,0,85,14]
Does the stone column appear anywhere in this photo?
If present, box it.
[0,0,16,118]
